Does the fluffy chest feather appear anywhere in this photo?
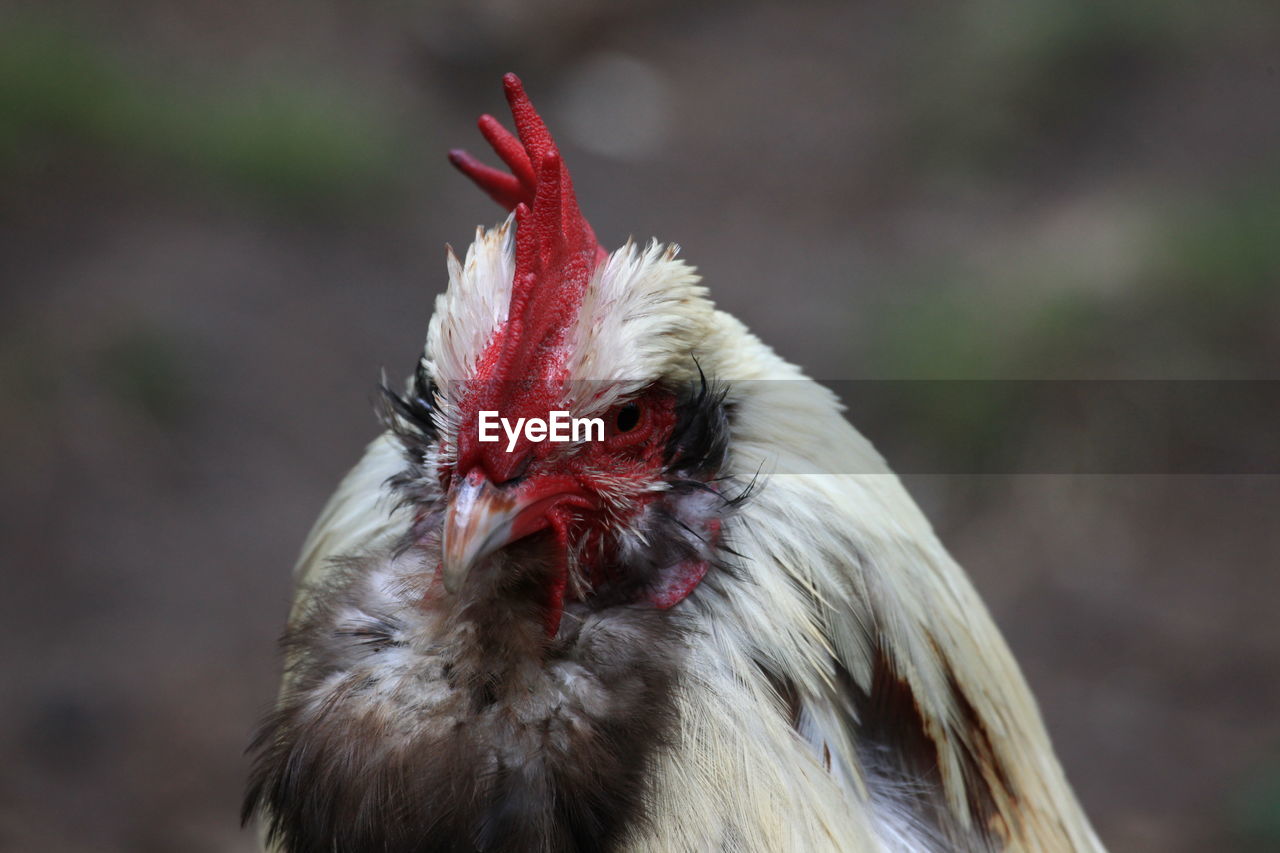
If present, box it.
[248,541,689,853]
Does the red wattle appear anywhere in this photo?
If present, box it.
[648,559,709,610]
[544,564,567,638]
[543,509,574,638]
[647,517,720,609]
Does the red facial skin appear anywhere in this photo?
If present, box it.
[444,389,691,637]
[441,76,714,635]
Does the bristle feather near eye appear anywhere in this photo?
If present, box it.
[665,364,731,477]
[380,361,439,449]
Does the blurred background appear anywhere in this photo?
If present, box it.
[2,0,1278,850]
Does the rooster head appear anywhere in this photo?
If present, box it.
[387,74,726,638]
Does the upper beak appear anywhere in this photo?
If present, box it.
[440,467,588,594]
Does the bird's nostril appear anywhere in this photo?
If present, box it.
[481,450,532,486]
[505,453,533,483]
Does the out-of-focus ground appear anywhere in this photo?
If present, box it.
[2,1,1278,850]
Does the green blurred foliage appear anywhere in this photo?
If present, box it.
[873,175,1280,381]
[904,0,1221,175]
[0,18,403,211]
[871,0,1280,386]
[1231,760,1280,849]
[1161,183,1280,306]
[98,328,196,427]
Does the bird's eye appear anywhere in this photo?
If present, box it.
[616,402,641,433]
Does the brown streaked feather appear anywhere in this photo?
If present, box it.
[244,549,689,853]
[841,647,1000,852]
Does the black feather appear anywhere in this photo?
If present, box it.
[380,359,439,453]
[664,362,730,477]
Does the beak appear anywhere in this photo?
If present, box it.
[440,467,588,594]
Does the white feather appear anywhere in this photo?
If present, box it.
[287,223,1105,852]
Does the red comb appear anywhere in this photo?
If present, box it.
[449,74,607,484]
[448,73,603,260]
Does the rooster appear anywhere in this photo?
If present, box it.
[243,74,1104,852]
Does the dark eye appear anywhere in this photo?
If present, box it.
[616,402,641,433]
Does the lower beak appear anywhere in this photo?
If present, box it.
[439,467,587,594]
